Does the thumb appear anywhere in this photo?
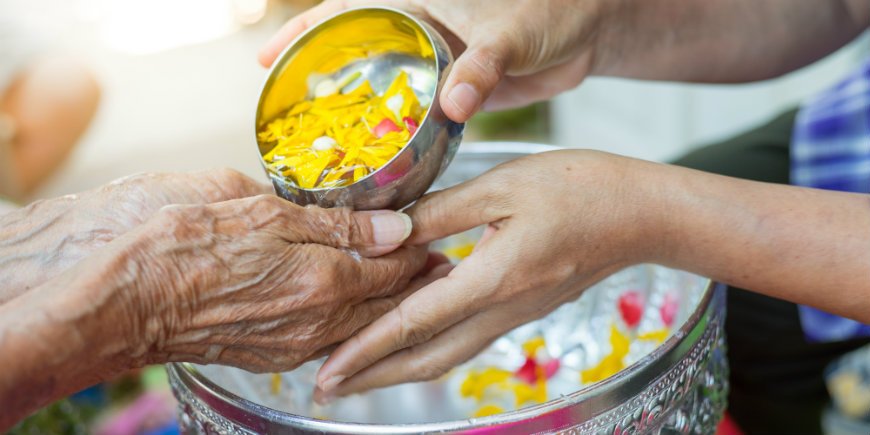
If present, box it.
[299,206,414,257]
[405,174,510,245]
[441,36,513,123]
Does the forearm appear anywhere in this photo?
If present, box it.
[0,261,138,431]
[0,171,271,304]
[0,196,103,304]
[647,163,870,322]
[592,0,870,82]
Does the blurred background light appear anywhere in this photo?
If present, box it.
[98,0,264,55]
[233,0,269,25]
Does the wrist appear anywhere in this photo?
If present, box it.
[78,229,169,365]
[634,162,719,270]
[0,193,120,303]
[608,156,685,267]
[556,151,669,268]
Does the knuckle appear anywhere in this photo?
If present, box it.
[395,304,436,346]
[322,207,355,246]
[291,249,346,295]
[153,203,209,239]
[466,43,508,84]
[376,295,403,313]
[257,193,285,208]
[311,260,343,291]
[410,194,447,228]
[216,168,253,191]
[484,161,516,188]
[267,355,302,373]
[214,167,246,183]
[105,172,161,200]
[250,194,293,226]
[408,350,450,382]
[113,171,159,187]
[348,334,381,368]
[479,167,516,207]
[205,168,266,200]
[311,272,337,292]
[371,260,404,291]
[156,204,190,224]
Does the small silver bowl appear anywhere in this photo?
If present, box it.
[255,7,464,210]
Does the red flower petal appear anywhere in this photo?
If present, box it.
[543,358,560,379]
[403,117,419,135]
[514,357,539,384]
[373,118,401,138]
[618,291,644,328]
[660,292,679,327]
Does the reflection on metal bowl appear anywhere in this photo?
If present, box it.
[168,143,728,434]
[254,7,463,211]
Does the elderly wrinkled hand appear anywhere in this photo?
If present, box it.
[0,168,269,303]
[0,171,433,430]
[259,0,603,122]
[111,193,428,372]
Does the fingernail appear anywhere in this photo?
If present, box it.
[313,387,337,406]
[370,212,412,245]
[320,375,345,393]
[446,83,480,116]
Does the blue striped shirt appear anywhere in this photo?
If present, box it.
[791,58,870,342]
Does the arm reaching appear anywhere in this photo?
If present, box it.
[259,0,870,121]
[592,0,870,82]
[312,150,870,401]
[652,157,870,318]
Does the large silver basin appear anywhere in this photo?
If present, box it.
[168,142,728,434]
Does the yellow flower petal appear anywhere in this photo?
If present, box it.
[580,325,630,384]
[415,27,434,59]
[472,405,504,418]
[259,72,426,189]
[637,328,670,344]
[270,373,282,395]
[443,242,475,260]
[522,337,547,358]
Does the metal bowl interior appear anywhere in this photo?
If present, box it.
[169,143,719,434]
[254,7,453,208]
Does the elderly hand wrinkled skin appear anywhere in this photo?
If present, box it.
[0,170,435,430]
[0,168,269,303]
[114,193,429,372]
